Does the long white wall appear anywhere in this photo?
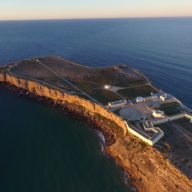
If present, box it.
[152,113,192,125]
[124,121,164,146]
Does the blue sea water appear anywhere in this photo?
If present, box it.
[0,17,192,107]
[0,17,192,192]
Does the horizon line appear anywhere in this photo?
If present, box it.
[0,15,192,22]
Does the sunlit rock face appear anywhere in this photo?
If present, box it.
[3,72,128,136]
[1,59,192,192]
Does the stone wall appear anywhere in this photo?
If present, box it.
[152,113,192,125]
[125,122,164,146]
[152,113,186,125]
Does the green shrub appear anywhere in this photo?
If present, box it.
[157,102,181,116]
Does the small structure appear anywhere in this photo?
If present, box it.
[108,100,127,108]
[104,84,111,89]
[152,110,164,118]
[160,94,167,101]
[136,96,144,103]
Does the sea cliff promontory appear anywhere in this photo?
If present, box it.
[0,56,191,192]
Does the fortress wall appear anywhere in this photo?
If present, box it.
[1,72,169,145]
[152,113,186,125]
[151,111,192,126]
[125,122,153,145]
[125,122,164,146]
[4,73,128,136]
[184,113,192,120]
[150,129,164,145]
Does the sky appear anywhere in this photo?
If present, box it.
[0,0,192,20]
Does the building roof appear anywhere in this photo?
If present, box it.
[136,96,144,102]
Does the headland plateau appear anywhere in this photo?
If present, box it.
[0,56,192,192]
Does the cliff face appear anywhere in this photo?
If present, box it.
[2,72,127,136]
[1,71,192,192]
[106,137,192,192]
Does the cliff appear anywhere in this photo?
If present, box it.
[0,58,192,192]
[106,137,192,192]
[0,71,126,145]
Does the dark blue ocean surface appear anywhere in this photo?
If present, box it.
[0,17,192,107]
[0,18,192,192]
[0,87,129,192]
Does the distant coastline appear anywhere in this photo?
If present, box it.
[1,16,192,22]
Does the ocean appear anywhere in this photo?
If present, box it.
[0,17,192,192]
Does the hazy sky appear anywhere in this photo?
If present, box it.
[0,0,192,20]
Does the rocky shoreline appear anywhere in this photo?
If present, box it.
[0,68,192,192]
[3,82,118,145]
[0,81,137,192]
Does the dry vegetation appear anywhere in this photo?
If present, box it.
[117,85,157,99]
[38,56,147,88]
[8,56,153,104]
[155,118,192,179]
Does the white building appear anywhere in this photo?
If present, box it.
[160,94,167,101]
[152,110,164,118]
[104,84,111,89]
[108,100,127,108]
[136,96,144,103]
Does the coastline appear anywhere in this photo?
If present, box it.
[0,62,192,192]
